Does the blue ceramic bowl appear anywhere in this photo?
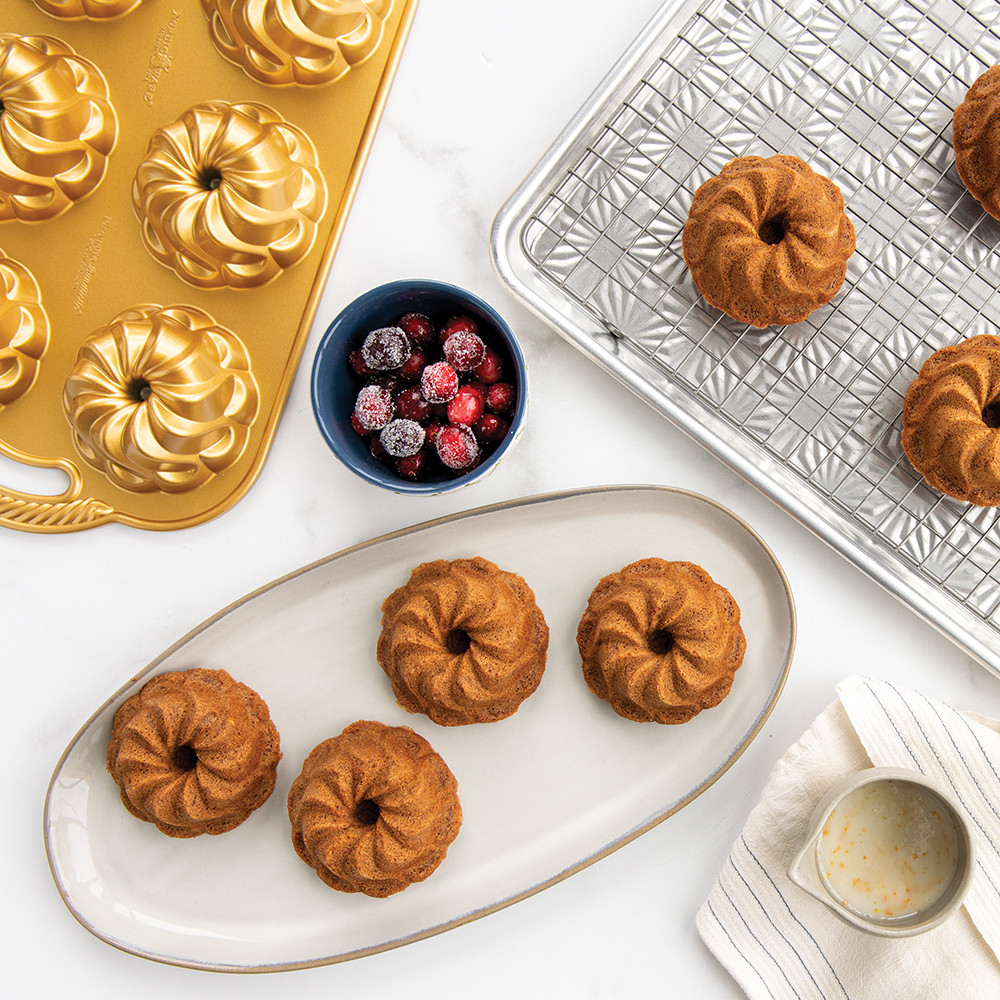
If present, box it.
[310,279,527,494]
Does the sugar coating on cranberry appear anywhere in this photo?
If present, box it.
[486,382,516,414]
[447,384,485,426]
[380,418,425,458]
[436,424,480,470]
[421,361,459,403]
[443,330,486,372]
[354,384,393,430]
[361,326,410,371]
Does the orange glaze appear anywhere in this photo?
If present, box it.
[817,779,961,921]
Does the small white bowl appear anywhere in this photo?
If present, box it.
[788,767,975,937]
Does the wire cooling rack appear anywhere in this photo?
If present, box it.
[492,0,1000,675]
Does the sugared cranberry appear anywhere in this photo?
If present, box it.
[474,347,503,384]
[361,326,410,371]
[396,449,429,481]
[447,384,485,426]
[486,382,515,414]
[395,385,431,422]
[354,384,393,430]
[398,348,426,382]
[421,361,459,403]
[398,312,435,346]
[443,330,486,372]
[436,424,479,470]
[348,348,374,378]
[474,413,509,443]
[380,418,425,458]
[439,315,478,344]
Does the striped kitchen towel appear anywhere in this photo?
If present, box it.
[697,676,1000,1000]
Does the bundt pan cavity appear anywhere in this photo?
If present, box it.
[30,0,145,19]
[0,249,49,408]
[202,0,392,87]
[131,100,328,290]
[62,304,260,494]
[0,33,118,223]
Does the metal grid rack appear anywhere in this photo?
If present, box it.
[494,0,1000,672]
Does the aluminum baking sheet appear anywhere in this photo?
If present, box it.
[491,0,1000,676]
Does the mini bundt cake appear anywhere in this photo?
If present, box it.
[0,250,48,408]
[202,0,391,87]
[131,100,327,289]
[953,66,1000,220]
[287,720,462,897]
[0,33,118,222]
[62,303,259,493]
[31,0,144,17]
[682,154,855,328]
[376,557,549,726]
[577,558,746,724]
[106,668,281,838]
[901,334,1000,506]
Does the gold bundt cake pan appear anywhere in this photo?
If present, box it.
[0,1,417,532]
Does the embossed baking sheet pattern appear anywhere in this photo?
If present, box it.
[491,0,1000,675]
[0,2,417,532]
[44,487,794,971]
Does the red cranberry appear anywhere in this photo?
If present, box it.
[421,361,459,403]
[424,422,445,446]
[398,312,435,346]
[474,413,509,443]
[370,434,387,460]
[447,385,485,426]
[395,386,430,422]
[436,424,479,470]
[474,347,503,384]
[398,348,427,382]
[443,330,486,371]
[396,449,429,481]
[350,412,371,437]
[348,348,374,378]
[439,315,478,344]
[380,418,425,458]
[354,384,393,430]
[486,382,515,414]
[361,326,410,371]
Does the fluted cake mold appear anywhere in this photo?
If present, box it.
[577,558,746,724]
[377,557,549,726]
[287,720,462,897]
[106,667,281,838]
[31,0,145,19]
[902,334,1000,507]
[202,0,392,88]
[0,33,117,223]
[953,66,1000,222]
[62,303,260,493]
[0,249,48,408]
[132,100,328,290]
[682,154,855,328]
[0,1,416,531]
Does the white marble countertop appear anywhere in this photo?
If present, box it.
[7,1,1000,996]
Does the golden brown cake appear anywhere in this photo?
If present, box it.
[576,558,746,724]
[682,154,855,328]
[62,304,259,493]
[106,668,281,838]
[287,720,461,897]
[131,100,327,289]
[953,66,1000,220]
[0,33,118,222]
[202,0,391,88]
[376,557,549,726]
[901,334,1000,506]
